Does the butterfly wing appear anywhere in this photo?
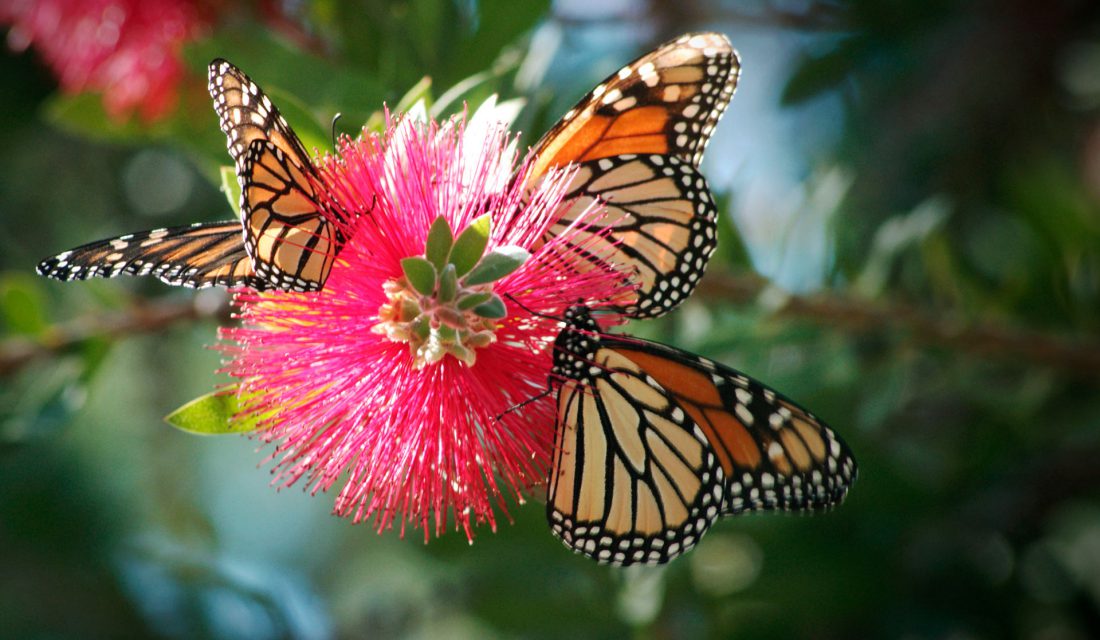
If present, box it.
[547,306,857,565]
[548,349,726,565]
[36,221,266,289]
[241,140,339,289]
[541,154,718,317]
[526,33,738,317]
[528,32,740,178]
[603,338,858,517]
[208,58,314,172]
[208,59,339,291]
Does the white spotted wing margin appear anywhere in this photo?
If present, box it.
[543,153,719,319]
[36,221,266,289]
[545,305,857,566]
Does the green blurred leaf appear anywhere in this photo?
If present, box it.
[44,93,161,144]
[186,28,386,139]
[781,39,863,105]
[396,76,434,114]
[219,166,241,217]
[164,388,261,435]
[715,191,753,270]
[264,86,331,156]
[0,358,87,443]
[43,91,224,170]
[0,273,47,336]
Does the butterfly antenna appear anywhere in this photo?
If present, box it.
[330,113,343,150]
[504,293,561,322]
[496,388,552,421]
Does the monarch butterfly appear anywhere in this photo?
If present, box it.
[36,59,343,291]
[37,33,737,306]
[525,31,740,318]
[546,305,857,565]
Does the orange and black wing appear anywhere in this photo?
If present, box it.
[208,59,340,291]
[36,221,265,289]
[539,154,718,317]
[547,306,856,565]
[208,58,314,173]
[527,32,740,179]
[240,140,339,290]
[526,33,739,317]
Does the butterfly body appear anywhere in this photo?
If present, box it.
[546,305,857,565]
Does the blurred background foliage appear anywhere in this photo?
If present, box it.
[3,0,1100,638]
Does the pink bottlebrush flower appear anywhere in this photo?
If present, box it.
[2,0,209,121]
[220,112,635,540]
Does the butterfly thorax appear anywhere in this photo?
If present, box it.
[550,305,603,385]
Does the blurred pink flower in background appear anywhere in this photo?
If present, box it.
[221,111,632,540]
[1,0,210,120]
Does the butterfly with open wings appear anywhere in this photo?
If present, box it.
[38,33,736,312]
[510,33,855,564]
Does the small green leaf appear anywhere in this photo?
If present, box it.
[451,214,491,276]
[438,264,458,302]
[457,291,493,310]
[401,257,437,296]
[395,76,433,114]
[463,246,530,286]
[425,216,454,269]
[219,166,242,216]
[437,324,457,343]
[413,316,430,340]
[473,294,506,319]
[165,389,259,435]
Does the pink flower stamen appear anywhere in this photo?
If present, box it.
[221,113,634,540]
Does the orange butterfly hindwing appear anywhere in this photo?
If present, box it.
[546,305,857,565]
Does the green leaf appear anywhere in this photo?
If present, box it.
[219,166,242,217]
[164,389,260,435]
[457,291,493,310]
[264,86,331,155]
[395,76,434,114]
[438,264,458,302]
[473,294,507,319]
[451,214,492,276]
[44,93,160,144]
[0,274,48,336]
[425,216,454,269]
[463,246,530,286]
[781,38,863,106]
[401,257,437,296]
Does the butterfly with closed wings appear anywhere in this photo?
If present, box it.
[37,59,345,291]
[545,305,857,566]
